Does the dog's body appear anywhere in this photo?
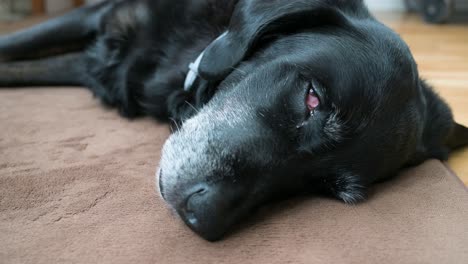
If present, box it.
[0,0,237,120]
[1,0,468,241]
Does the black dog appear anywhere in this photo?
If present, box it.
[1,0,467,241]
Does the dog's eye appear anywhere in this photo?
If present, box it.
[297,82,321,129]
[307,86,320,115]
[306,81,321,117]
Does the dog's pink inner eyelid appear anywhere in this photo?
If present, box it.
[307,89,320,111]
[296,88,320,129]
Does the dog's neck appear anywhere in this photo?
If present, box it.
[184,32,228,92]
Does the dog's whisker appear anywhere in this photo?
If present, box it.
[230,66,247,75]
[185,101,200,114]
[169,118,181,132]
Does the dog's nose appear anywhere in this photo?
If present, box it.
[179,184,237,241]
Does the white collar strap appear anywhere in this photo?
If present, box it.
[184,32,228,92]
[184,50,206,91]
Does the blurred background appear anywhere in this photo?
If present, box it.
[0,0,467,21]
[0,0,467,183]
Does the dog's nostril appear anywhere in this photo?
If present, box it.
[183,186,209,228]
[186,187,208,213]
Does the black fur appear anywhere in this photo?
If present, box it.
[1,0,467,241]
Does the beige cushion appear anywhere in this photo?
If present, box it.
[1,88,467,264]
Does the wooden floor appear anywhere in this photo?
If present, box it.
[377,13,468,185]
[1,12,467,185]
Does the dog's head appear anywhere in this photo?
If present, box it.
[158,0,468,241]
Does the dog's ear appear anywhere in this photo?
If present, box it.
[446,123,468,150]
[198,0,354,81]
[419,80,468,159]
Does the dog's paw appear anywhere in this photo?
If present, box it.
[327,173,367,204]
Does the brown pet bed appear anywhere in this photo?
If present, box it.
[1,88,467,264]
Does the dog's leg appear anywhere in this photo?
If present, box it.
[0,53,85,87]
[0,1,112,61]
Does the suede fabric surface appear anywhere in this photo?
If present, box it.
[1,88,467,264]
